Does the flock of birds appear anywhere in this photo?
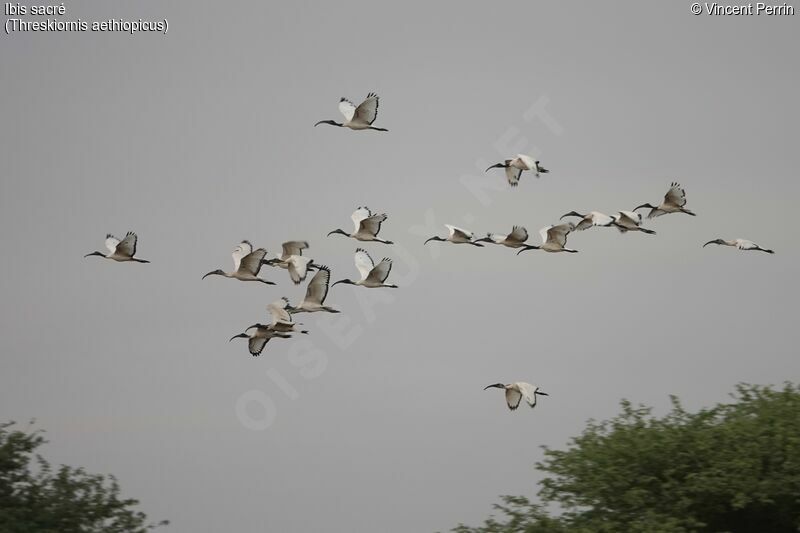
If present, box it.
[83,93,776,411]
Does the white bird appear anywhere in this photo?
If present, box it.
[333,248,398,288]
[560,211,617,231]
[485,154,549,187]
[483,382,549,411]
[314,93,388,131]
[84,232,150,263]
[517,223,579,254]
[424,225,484,247]
[634,182,696,218]
[267,297,309,334]
[474,226,531,248]
[611,211,656,235]
[288,266,340,314]
[327,207,393,244]
[262,241,315,285]
[229,327,292,357]
[703,238,774,254]
[203,240,275,284]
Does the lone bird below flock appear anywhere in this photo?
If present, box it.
[333,248,398,288]
[203,241,275,285]
[474,226,531,248]
[485,154,549,187]
[611,211,655,235]
[314,93,388,131]
[262,241,315,284]
[84,232,149,263]
[425,225,484,247]
[328,207,393,244]
[288,266,340,314]
[703,238,774,254]
[560,211,617,231]
[483,382,549,411]
[517,222,578,254]
[634,182,696,218]
[229,327,292,357]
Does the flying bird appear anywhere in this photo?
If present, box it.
[287,266,341,314]
[84,232,150,263]
[474,226,531,248]
[517,223,578,254]
[328,207,394,244]
[333,248,398,288]
[611,211,656,235]
[229,327,292,357]
[703,238,774,254]
[483,382,549,411]
[202,241,275,284]
[485,154,549,187]
[560,211,617,231]
[634,182,696,218]
[262,241,315,284]
[314,93,388,131]
[424,225,484,247]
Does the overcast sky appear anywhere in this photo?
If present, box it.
[1,1,799,531]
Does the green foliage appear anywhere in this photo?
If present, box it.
[452,383,800,533]
[0,421,168,533]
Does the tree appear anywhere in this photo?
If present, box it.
[452,383,800,533]
[0,421,168,532]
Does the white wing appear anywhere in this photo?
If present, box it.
[539,225,552,244]
[303,266,331,305]
[505,166,522,187]
[338,98,356,122]
[359,213,387,237]
[664,182,688,208]
[507,226,528,243]
[351,206,372,232]
[618,211,642,225]
[239,248,267,275]
[287,255,313,284]
[105,234,120,253]
[366,258,392,284]
[515,382,540,408]
[354,248,375,280]
[115,232,138,257]
[267,297,293,325]
[516,154,535,170]
[736,239,757,250]
[505,388,523,410]
[352,93,379,125]
[281,240,309,259]
[445,224,473,240]
[232,240,253,271]
[545,223,574,247]
[248,336,269,356]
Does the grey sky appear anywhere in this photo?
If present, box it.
[1,1,799,531]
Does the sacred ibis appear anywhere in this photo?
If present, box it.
[474,226,531,248]
[328,207,393,244]
[332,248,398,288]
[485,154,549,187]
[288,266,340,314]
[84,232,150,263]
[314,93,388,131]
[229,327,292,357]
[560,211,617,231]
[611,211,656,235]
[424,225,484,247]
[517,223,578,254]
[262,241,315,284]
[483,382,549,411]
[634,182,696,218]
[202,240,275,284]
[703,238,774,254]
